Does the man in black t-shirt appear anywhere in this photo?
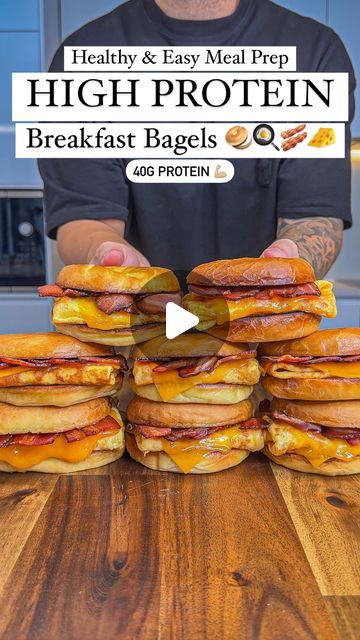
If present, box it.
[39,0,355,278]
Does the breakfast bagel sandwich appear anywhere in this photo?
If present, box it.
[130,333,260,404]
[126,396,265,474]
[262,398,360,476]
[0,397,124,473]
[260,328,360,401]
[0,333,127,406]
[184,257,336,342]
[38,265,181,346]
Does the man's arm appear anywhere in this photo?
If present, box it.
[262,217,343,279]
[57,219,150,266]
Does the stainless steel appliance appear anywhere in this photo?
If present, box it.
[0,190,46,289]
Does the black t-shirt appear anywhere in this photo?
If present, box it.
[39,0,355,273]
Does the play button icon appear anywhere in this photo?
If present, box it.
[166,302,199,340]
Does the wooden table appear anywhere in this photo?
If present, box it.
[0,452,358,640]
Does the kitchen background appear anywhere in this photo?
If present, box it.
[0,0,359,333]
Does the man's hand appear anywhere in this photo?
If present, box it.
[261,217,343,279]
[89,241,150,267]
[261,238,299,259]
[57,219,149,266]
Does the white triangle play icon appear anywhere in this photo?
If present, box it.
[166,302,199,340]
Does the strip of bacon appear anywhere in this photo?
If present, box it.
[188,282,320,300]
[0,355,127,370]
[322,427,360,441]
[281,124,306,139]
[38,284,64,297]
[64,415,120,442]
[179,356,218,378]
[96,293,135,315]
[136,418,264,442]
[137,425,172,438]
[153,358,198,373]
[270,411,322,433]
[261,354,360,365]
[0,415,120,448]
[7,433,58,447]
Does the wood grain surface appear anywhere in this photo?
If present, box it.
[0,452,358,640]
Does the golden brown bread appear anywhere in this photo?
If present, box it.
[0,384,122,407]
[0,397,111,435]
[263,376,360,401]
[0,332,115,359]
[264,448,360,476]
[130,380,253,404]
[0,449,124,474]
[126,433,249,473]
[132,333,252,359]
[56,264,180,293]
[206,312,321,343]
[259,328,360,357]
[126,396,253,428]
[54,322,165,346]
[187,257,315,287]
[271,398,360,429]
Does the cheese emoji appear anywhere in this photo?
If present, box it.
[308,128,335,147]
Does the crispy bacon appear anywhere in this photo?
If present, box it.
[188,282,320,300]
[136,292,182,314]
[153,358,198,373]
[137,425,172,438]
[281,124,306,139]
[38,284,64,297]
[0,355,127,370]
[178,356,218,378]
[64,415,120,442]
[5,433,58,447]
[322,427,360,441]
[261,354,360,365]
[0,415,120,448]
[136,418,264,442]
[270,411,322,433]
[96,293,135,315]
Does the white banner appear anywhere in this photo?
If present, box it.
[12,72,349,122]
[64,46,297,72]
[16,122,345,158]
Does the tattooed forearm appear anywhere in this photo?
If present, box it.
[277,217,343,279]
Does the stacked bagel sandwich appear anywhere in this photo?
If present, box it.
[126,333,265,474]
[184,257,336,343]
[0,333,127,473]
[259,329,360,476]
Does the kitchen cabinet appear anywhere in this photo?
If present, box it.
[275,1,327,23]
[0,295,53,334]
[328,0,360,136]
[0,33,40,124]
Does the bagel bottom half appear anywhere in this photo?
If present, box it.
[54,322,165,346]
[126,433,248,473]
[0,449,124,474]
[262,376,360,401]
[130,380,253,404]
[206,312,321,343]
[0,384,122,407]
[264,447,360,476]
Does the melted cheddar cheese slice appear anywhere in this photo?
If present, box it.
[261,360,360,379]
[133,359,260,401]
[267,422,360,468]
[0,364,122,387]
[183,281,336,328]
[53,297,164,330]
[135,425,265,473]
[0,410,124,470]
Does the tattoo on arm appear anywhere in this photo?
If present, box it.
[277,217,344,279]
